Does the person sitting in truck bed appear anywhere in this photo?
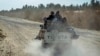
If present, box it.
[44,11,55,29]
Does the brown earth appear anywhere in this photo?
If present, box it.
[0,15,100,56]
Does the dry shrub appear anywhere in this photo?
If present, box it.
[62,9,100,30]
[0,29,6,41]
[1,9,100,30]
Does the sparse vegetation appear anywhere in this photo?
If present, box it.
[0,29,6,56]
[0,0,100,30]
[0,29,6,41]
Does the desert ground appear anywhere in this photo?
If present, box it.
[0,15,100,56]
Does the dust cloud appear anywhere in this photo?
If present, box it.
[24,32,83,56]
[24,19,83,56]
[24,40,54,56]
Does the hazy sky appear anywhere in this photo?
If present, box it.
[0,0,91,10]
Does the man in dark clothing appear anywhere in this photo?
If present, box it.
[47,11,55,21]
[44,11,55,29]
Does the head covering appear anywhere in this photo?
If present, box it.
[51,11,54,15]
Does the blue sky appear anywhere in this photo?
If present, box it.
[0,0,91,10]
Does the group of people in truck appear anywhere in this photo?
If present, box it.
[36,11,67,40]
[36,11,79,40]
[43,11,67,29]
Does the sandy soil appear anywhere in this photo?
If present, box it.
[0,15,100,56]
[0,16,41,56]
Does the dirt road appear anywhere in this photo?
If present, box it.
[0,16,41,56]
[0,15,100,56]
